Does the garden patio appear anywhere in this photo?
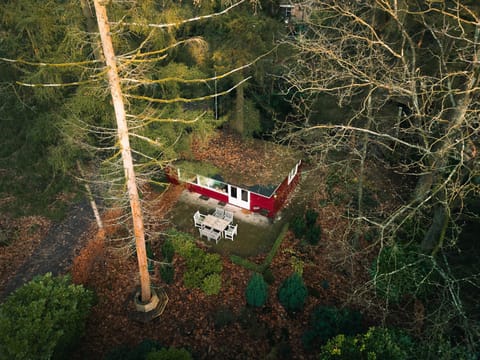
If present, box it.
[166,189,292,258]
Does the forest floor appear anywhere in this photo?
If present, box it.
[0,199,94,301]
[0,132,416,359]
[68,167,400,359]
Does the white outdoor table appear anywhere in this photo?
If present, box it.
[202,214,230,233]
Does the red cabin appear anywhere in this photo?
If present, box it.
[165,133,302,219]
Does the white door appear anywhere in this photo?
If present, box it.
[228,185,250,210]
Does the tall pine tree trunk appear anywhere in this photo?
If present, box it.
[93,0,151,302]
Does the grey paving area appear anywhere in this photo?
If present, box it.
[176,190,274,227]
[167,190,290,257]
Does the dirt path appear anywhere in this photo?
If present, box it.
[0,198,95,300]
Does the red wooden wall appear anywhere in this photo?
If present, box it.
[165,163,301,218]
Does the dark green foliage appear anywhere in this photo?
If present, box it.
[416,336,478,360]
[160,265,174,284]
[291,210,321,244]
[146,243,155,273]
[302,306,363,351]
[290,214,307,239]
[0,273,94,360]
[305,209,319,227]
[230,254,262,273]
[262,267,275,285]
[0,0,103,219]
[183,250,222,288]
[371,244,437,303]
[278,273,308,312]
[169,230,222,295]
[246,273,269,307]
[238,306,257,330]
[318,327,414,360]
[262,223,290,270]
[321,279,330,289]
[307,286,321,298]
[161,240,175,263]
[148,260,155,274]
[267,341,292,360]
[104,339,163,360]
[212,307,235,329]
[305,225,321,245]
[146,347,192,360]
[157,239,175,284]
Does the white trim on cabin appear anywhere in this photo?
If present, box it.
[288,160,301,185]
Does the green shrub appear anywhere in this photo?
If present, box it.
[290,214,306,239]
[171,235,222,295]
[161,239,175,263]
[168,229,196,258]
[291,210,321,245]
[262,223,289,271]
[201,273,222,295]
[230,254,262,273]
[160,265,174,284]
[246,273,269,307]
[371,244,436,302]
[416,336,478,360]
[0,273,94,360]
[290,256,304,275]
[104,339,163,360]
[262,267,275,285]
[212,307,235,329]
[302,306,363,351]
[184,252,222,290]
[305,209,319,227]
[305,225,321,245]
[146,347,192,360]
[321,279,329,289]
[196,253,223,274]
[278,272,308,312]
[318,327,414,360]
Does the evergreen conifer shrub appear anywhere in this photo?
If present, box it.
[305,209,319,227]
[160,265,174,284]
[302,306,363,351]
[262,267,275,285]
[161,239,175,263]
[305,225,321,245]
[278,272,308,312]
[290,214,306,239]
[246,273,269,307]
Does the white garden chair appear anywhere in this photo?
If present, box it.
[224,224,237,241]
[193,210,206,228]
[223,211,234,224]
[213,207,225,218]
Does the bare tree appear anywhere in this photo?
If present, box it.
[93,0,152,303]
[278,0,479,351]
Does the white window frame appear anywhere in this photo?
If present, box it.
[288,162,300,185]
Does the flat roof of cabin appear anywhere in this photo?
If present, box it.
[173,132,301,192]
